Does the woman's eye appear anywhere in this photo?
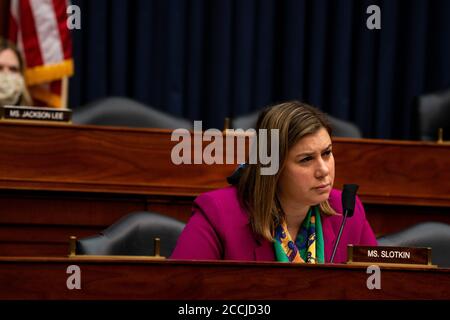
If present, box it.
[0,65,19,73]
[323,150,332,157]
[300,157,313,163]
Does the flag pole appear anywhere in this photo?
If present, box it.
[61,76,69,109]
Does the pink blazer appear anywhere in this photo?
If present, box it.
[170,186,377,263]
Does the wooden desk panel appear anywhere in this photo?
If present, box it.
[0,122,449,256]
[1,122,449,204]
[0,190,193,256]
[0,122,235,195]
[0,257,449,300]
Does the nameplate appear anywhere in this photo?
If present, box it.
[347,245,435,268]
[0,105,71,123]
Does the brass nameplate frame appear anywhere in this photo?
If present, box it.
[68,254,166,261]
[67,236,165,261]
[347,245,437,268]
[0,105,72,123]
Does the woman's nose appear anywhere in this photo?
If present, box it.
[315,158,330,178]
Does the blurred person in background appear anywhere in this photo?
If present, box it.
[0,37,32,107]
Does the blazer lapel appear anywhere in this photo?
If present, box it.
[321,214,337,262]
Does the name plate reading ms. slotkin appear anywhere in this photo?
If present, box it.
[0,105,71,124]
[347,245,436,268]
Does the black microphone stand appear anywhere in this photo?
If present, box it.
[329,208,351,263]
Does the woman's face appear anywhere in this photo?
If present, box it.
[277,127,335,207]
[0,48,21,74]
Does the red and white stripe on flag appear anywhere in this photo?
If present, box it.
[8,0,74,108]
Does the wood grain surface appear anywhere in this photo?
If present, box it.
[0,257,449,300]
[0,122,449,256]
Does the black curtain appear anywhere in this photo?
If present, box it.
[70,0,450,139]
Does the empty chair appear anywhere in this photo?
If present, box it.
[232,109,362,138]
[75,211,186,258]
[72,96,193,129]
[326,115,362,138]
[415,88,450,141]
[377,222,450,268]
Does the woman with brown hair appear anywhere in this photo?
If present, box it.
[171,101,377,263]
[0,37,32,107]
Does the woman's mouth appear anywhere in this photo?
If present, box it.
[313,183,331,192]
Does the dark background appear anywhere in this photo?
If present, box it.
[3,0,450,139]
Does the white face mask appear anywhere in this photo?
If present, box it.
[0,72,25,106]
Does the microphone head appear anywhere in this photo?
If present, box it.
[342,184,359,217]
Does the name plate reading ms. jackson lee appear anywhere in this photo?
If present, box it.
[347,245,436,268]
[0,105,71,123]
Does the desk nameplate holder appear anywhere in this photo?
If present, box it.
[0,105,72,124]
[347,245,437,269]
[68,236,166,261]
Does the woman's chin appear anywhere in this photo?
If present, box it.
[311,191,331,205]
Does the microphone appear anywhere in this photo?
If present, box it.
[330,184,359,263]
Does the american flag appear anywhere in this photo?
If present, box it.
[8,0,74,108]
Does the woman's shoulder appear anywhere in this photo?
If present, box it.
[194,186,240,210]
[329,188,342,198]
[328,188,343,213]
[196,186,239,202]
[194,186,248,225]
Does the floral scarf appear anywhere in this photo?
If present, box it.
[273,206,325,263]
